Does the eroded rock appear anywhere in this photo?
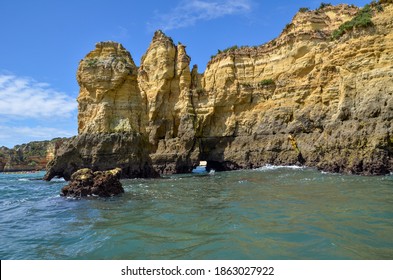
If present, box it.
[61,168,124,197]
[46,3,393,178]
[44,133,158,181]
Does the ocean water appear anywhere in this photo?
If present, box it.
[0,166,392,260]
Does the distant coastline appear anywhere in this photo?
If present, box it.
[0,138,68,173]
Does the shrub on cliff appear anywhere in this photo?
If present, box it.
[299,7,310,13]
[258,79,275,86]
[370,0,384,11]
[223,45,239,52]
[284,23,294,32]
[211,45,248,59]
[331,4,374,39]
[317,2,332,10]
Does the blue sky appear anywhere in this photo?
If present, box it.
[0,0,370,148]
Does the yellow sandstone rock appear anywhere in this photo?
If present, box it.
[47,2,393,178]
[77,41,146,134]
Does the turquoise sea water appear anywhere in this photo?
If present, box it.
[0,166,392,260]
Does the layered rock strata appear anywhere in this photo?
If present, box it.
[138,31,199,173]
[46,2,393,179]
[197,3,393,174]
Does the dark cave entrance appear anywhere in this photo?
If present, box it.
[191,160,229,173]
[205,161,229,172]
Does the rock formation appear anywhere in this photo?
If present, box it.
[77,42,145,134]
[45,2,393,179]
[43,133,158,181]
[61,168,124,197]
[44,42,159,181]
[197,3,393,174]
[138,31,199,174]
[0,138,66,172]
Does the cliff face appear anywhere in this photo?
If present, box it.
[46,2,393,179]
[138,31,199,173]
[196,3,393,174]
[77,42,145,134]
[0,138,66,172]
[44,42,159,180]
[61,31,199,179]
[43,133,158,181]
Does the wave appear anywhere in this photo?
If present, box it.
[17,179,30,182]
[17,177,65,182]
[50,178,66,182]
[254,164,305,171]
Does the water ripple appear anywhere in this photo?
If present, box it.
[1,169,393,259]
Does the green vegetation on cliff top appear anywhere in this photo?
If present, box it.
[332,4,374,39]
[209,0,390,60]
[332,1,386,40]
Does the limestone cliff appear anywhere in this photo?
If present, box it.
[77,41,146,134]
[44,42,159,180]
[197,3,393,174]
[138,31,199,173]
[45,1,393,179]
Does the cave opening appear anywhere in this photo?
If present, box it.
[205,161,229,172]
[191,160,207,173]
[191,160,229,173]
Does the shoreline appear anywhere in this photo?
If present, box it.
[0,170,44,175]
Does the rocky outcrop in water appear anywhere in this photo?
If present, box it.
[45,2,393,179]
[61,168,124,197]
[43,133,158,181]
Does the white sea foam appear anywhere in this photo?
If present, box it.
[51,178,66,182]
[254,164,305,171]
[3,198,28,206]
[17,179,29,182]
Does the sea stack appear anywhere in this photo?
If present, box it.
[44,41,159,181]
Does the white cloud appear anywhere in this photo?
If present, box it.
[150,0,252,31]
[0,125,75,147]
[0,74,77,119]
[0,125,74,139]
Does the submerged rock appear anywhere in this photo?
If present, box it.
[61,168,124,197]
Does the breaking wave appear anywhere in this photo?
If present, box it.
[254,164,305,171]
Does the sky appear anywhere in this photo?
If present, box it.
[0,0,371,148]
